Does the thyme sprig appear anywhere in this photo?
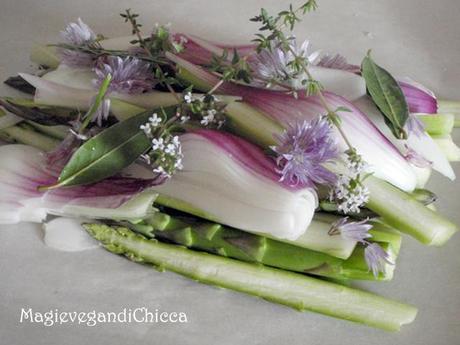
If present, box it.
[249,2,355,149]
[121,9,181,100]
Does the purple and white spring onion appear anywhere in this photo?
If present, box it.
[0,145,159,224]
[353,96,454,180]
[141,129,319,241]
[61,31,438,114]
[405,113,426,137]
[166,52,418,193]
[398,78,438,114]
[404,145,433,169]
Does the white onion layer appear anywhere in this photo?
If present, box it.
[150,134,317,240]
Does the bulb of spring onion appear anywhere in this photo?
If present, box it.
[130,129,318,241]
[20,68,179,110]
[167,53,459,246]
[0,145,158,224]
[353,96,455,180]
[20,66,239,113]
[168,52,418,193]
[398,77,438,114]
[125,134,357,259]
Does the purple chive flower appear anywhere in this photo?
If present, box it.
[328,217,373,242]
[250,39,321,87]
[405,113,426,137]
[328,217,393,277]
[59,49,94,67]
[59,18,96,67]
[93,56,155,94]
[364,242,394,278]
[404,145,433,168]
[251,47,291,82]
[317,54,361,73]
[272,117,338,188]
[60,18,96,45]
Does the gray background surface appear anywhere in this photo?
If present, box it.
[0,0,459,344]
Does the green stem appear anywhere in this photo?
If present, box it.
[224,101,284,148]
[364,176,457,246]
[26,122,68,140]
[416,113,454,136]
[438,100,460,112]
[30,45,60,69]
[80,74,112,133]
[84,223,417,331]
[431,134,460,162]
[0,124,59,151]
[438,100,460,127]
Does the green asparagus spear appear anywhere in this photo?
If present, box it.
[128,211,400,281]
[84,223,417,331]
[155,194,358,259]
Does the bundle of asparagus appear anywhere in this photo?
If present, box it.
[1,1,459,331]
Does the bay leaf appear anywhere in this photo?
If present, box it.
[46,106,175,189]
[361,53,409,139]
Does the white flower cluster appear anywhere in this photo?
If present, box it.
[183,92,193,104]
[200,109,217,126]
[331,175,370,213]
[181,92,224,128]
[151,135,184,177]
[140,112,183,178]
[330,150,370,214]
[345,153,370,179]
[140,113,162,136]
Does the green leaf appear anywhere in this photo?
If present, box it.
[361,52,409,139]
[41,107,176,189]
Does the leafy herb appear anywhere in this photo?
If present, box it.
[210,49,252,83]
[39,107,176,190]
[120,9,182,96]
[361,52,409,139]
